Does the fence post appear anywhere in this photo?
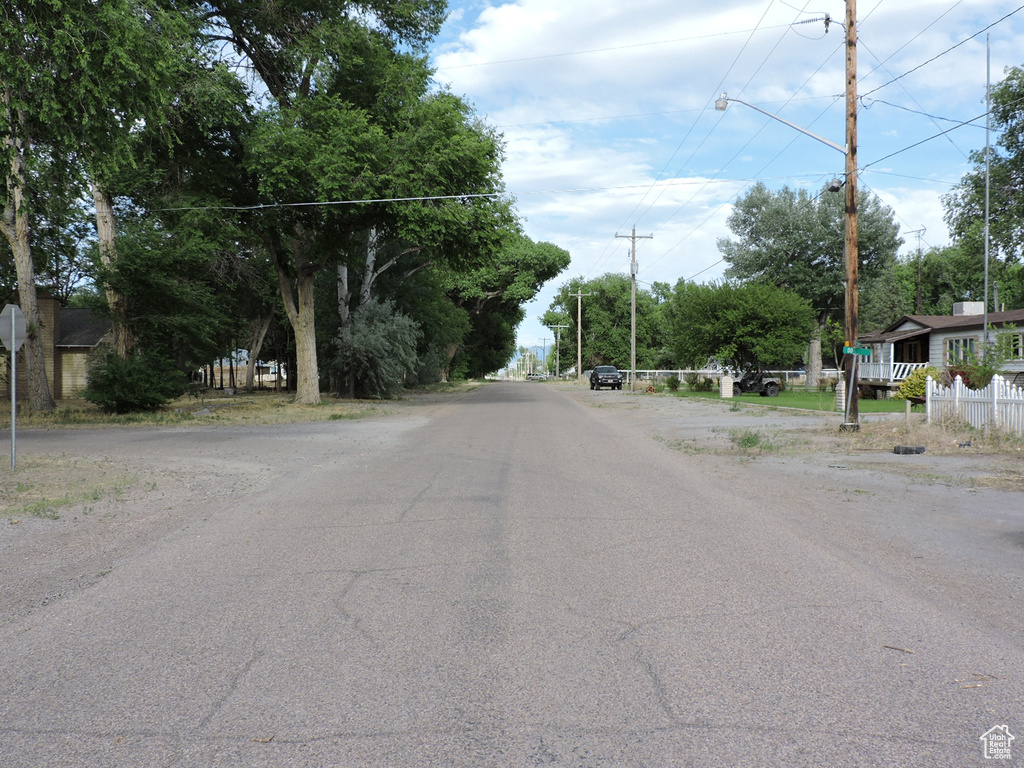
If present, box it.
[953,375,961,420]
[992,374,1002,430]
[926,375,933,424]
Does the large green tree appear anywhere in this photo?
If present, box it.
[719,182,902,385]
[666,280,815,371]
[2,0,197,408]
[545,273,663,372]
[945,65,1024,264]
[202,0,510,404]
[445,234,571,379]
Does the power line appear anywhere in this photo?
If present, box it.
[862,111,989,169]
[434,23,797,71]
[860,3,1024,99]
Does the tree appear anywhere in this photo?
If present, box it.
[719,182,902,385]
[666,280,815,371]
[545,273,662,371]
[444,234,570,379]
[2,0,198,408]
[945,65,1024,264]
[201,0,458,404]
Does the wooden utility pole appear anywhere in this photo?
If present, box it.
[616,227,652,391]
[549,324,569,378]
[842,0,860,428]
[570,289,592,384]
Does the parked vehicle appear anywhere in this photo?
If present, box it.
[732,367,780,397]
[590,365,623,390]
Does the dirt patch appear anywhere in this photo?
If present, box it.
[559,383,1024,491]
[1,384,479,520]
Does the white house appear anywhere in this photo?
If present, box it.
[858,302,1024,396]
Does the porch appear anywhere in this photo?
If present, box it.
[858,360,928,383]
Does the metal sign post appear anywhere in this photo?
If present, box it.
[1,304,28,471]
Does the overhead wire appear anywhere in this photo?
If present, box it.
[582,0,784,280]
[434,23,800,71]
[860,3,1024,99]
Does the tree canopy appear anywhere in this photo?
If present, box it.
[2,0,571,408]
[666,280,815,370]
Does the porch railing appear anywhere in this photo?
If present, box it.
[858,361,927,382]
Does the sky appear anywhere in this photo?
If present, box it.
[426,0,1024,361]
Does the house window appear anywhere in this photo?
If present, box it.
[1003,331,1024,360]
[945,336,976,365]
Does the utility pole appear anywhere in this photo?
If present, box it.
[905,227,926,314]
[549,324,569,378]
[570,289,592,384]
[616,227,652,391]
[842,0,860,429]
[541,338,548,376]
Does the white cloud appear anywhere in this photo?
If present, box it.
[431,0,1024,348]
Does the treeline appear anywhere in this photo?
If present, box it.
[1,0,570,410]
[543,63,1024,376]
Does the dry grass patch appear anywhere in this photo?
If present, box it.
[832,417,1024,457]
[0,455,137,519]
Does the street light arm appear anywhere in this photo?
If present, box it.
[715,94,847,155]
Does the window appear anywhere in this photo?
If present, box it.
[1002,331,1024,360]
[945,336,976,365]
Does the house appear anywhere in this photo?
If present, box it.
[858,302,1024,396]
[2,294,112,401]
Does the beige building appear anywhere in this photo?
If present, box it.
[2,295,111,401]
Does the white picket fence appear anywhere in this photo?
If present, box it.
[926,374,1024,436]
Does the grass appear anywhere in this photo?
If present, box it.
[670,387,920,414]
[0,455,136,519]
[2,383,482,430]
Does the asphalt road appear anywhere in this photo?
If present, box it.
[1,382,1022,767]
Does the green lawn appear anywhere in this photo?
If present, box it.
[668,387,920,414]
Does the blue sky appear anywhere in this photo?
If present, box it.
[427,1,1024,358]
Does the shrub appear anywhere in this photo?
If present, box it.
[894,366,940,400]
[82,350,188,413]
[697,376,716,392]
[332,298,420,399]
[665,375,680,392]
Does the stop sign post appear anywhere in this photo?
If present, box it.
[1,304,28,471]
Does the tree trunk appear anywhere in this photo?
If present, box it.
[440,342,459,383]
[91,182,134,356]
[335,264,353,398]
[244,313,273,391]
[1,117,55,411]
[805,314,826,390]
[275,262,320,404]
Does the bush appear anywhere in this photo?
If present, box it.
[82,350,188,413]
[333,298,420,399]
[665,375,680,392]
[894,366,940,400]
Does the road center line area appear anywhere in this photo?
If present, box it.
[1,382,1021,766]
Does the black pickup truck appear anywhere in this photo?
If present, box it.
[590,365,623,390]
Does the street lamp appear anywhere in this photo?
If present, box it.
[714,94,846,154]
[715,82,860,427]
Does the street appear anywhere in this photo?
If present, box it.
[1,382,1022,767]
